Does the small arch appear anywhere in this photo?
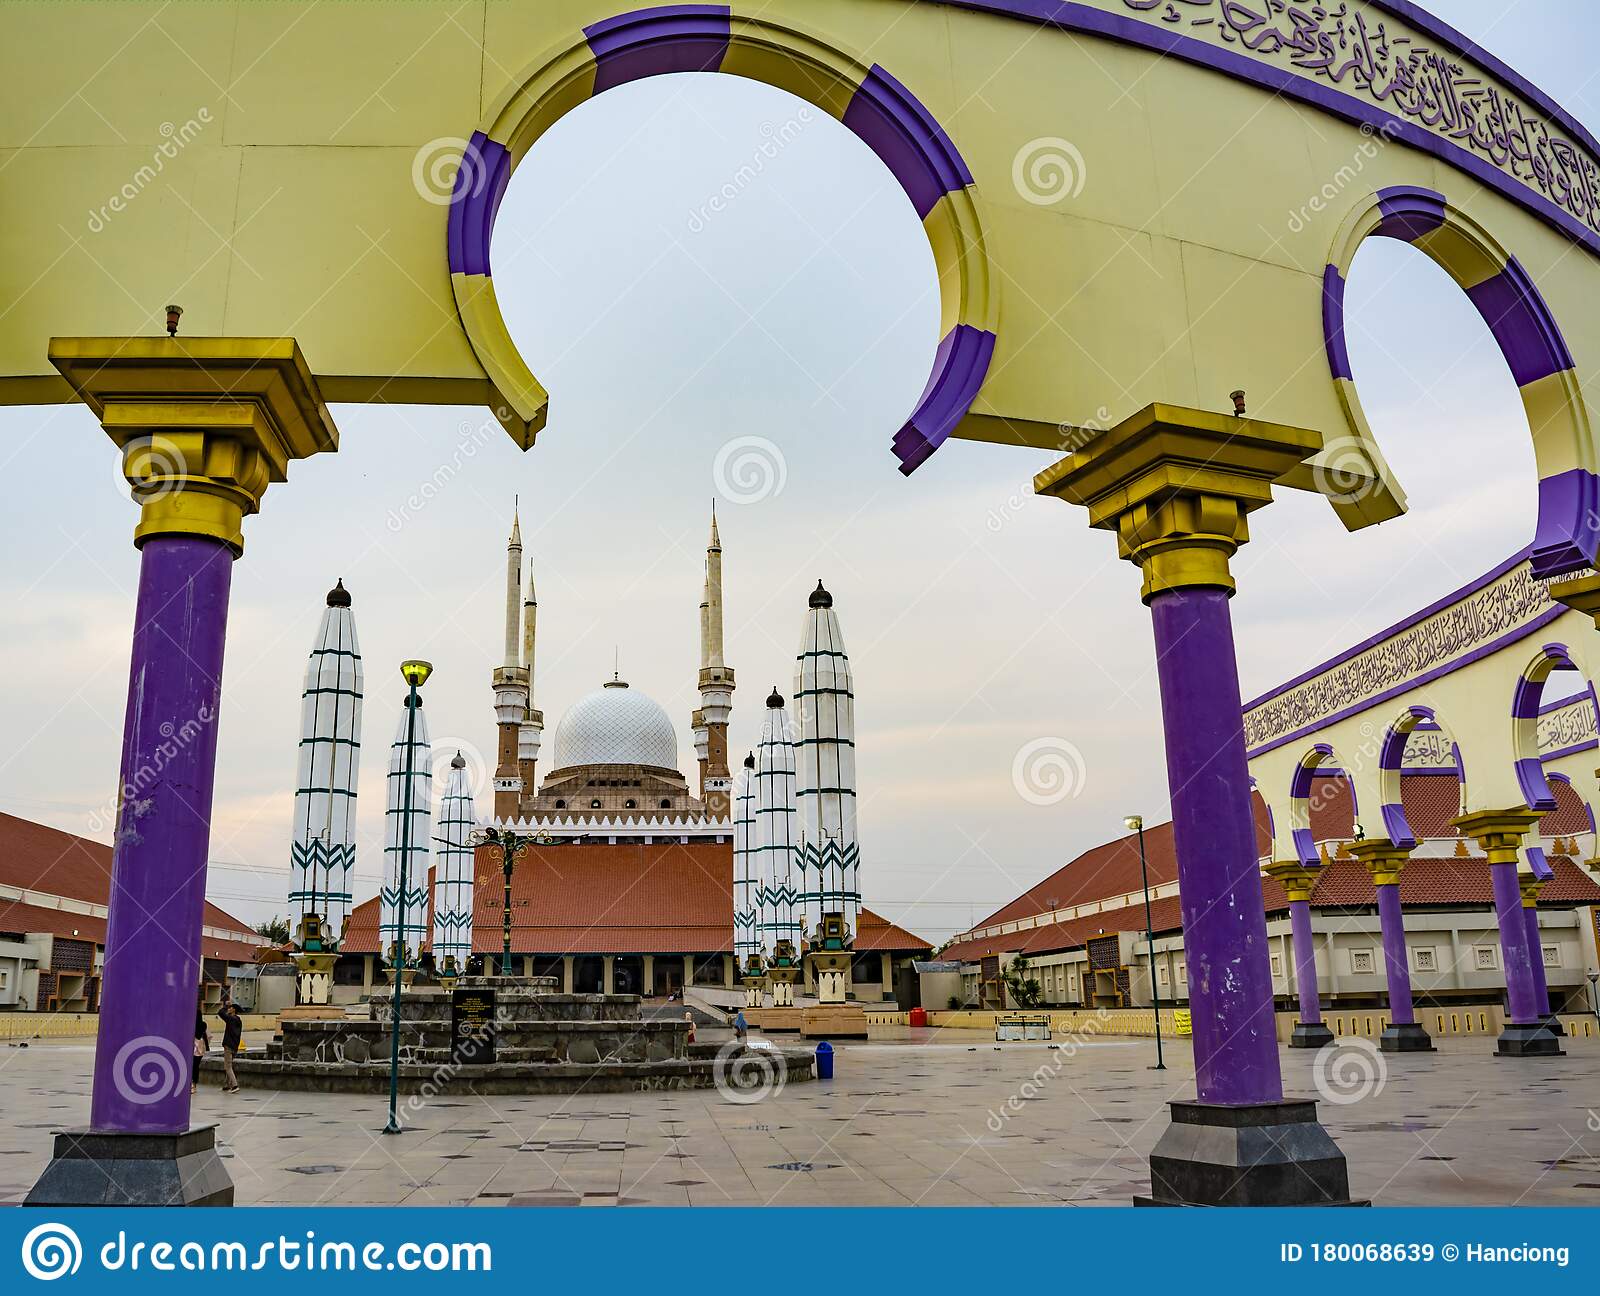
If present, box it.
[1288,744,1359,867]
[1320,186,1594,576]
[449,5,996,472]
[1376,705,1467,848]
[554,799,567,809]
[1511,641,1586,811]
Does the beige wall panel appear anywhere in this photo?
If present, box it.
[223,146,479,380]
[0,2,237,149]
[224,0,484,146]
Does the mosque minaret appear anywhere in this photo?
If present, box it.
[696,508,735,819]
[492,508,530,820]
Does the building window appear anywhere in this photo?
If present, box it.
[1270,954,1282,977]
[554,800,566,809]
[1157,964,1169,985]
[1176,962,1186,985]
[660,799,671,809]
[624,799,637,809]
[590,799,602,809]
[1541,944,1560,967]
[1414,948,1437,972]
[1474,946,1498,970]
[1350,949,1375,975]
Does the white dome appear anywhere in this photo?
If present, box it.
[551,680,680,771]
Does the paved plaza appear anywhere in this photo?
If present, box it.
[4,1027,1598,1207]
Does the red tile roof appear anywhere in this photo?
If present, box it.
[939,856,1600,964]
[0,812,263,952]
[341,840,930,957]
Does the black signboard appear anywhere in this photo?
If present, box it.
[451,987,497,1065]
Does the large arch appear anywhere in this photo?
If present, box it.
[447,6,996,472]
[1321,188,1595,575]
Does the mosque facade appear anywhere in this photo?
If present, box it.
[330,509,930,1000]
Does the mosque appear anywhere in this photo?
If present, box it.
[311,510,930,1003]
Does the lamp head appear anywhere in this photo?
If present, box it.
[400,659,433,688]
[1124,815,1143,832]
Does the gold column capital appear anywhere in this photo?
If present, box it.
[49,336,338,555]
[1518,874,1546,908]
[1452,807,1543,864]
[1346,839,1411,887]
[1263,860,1319,903]
[1033,403,1321,603]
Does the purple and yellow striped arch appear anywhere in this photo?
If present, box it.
[1322,185,1595,579]
[1510,640,1584,814]
[448,4,996,472]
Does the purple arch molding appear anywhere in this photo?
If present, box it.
[446,4,992,476]
[1321,186,1594,579]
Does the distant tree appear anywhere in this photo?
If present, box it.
[1004,954,1043,1008]
[255,915,290,944]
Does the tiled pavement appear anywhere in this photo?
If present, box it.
[2,1027,1597,1205]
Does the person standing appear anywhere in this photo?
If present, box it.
[192,1009,210,1095]
[732,1009,748,1045]
[219,1001,243,1093]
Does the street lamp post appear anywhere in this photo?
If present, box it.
[384,658,432,1136]
[1125,814,1165,1071]
[1589,971,1599,1029]
[476,826,555,978]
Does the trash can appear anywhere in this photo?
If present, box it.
[908,1007,927,1028]
[815,1040,834,1079]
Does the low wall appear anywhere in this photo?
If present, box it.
[1,1011,281,1040]
[867,1007,1600,1043]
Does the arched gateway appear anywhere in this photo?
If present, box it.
[8,1,1600,1208]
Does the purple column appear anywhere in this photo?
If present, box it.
[1375,882,1416,1025]
[1490,861,1540,1025]
[90,535,232,1134]
[1523,905,1550,1017]
[1149,587,1281,1106]
[1289,897,1322,1025]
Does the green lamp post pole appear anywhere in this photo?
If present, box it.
[1125,814,1165,1071]
[384,658,432,1136]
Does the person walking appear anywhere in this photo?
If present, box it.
[219,1000,243,1093]
[192,1009,210,1094]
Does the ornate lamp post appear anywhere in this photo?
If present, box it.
[384,658,431,1136]
[476,825,554,977]
[1125,815,1165,1071]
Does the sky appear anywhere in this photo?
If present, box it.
[0,1,1595,945]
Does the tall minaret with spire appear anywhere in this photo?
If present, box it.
[696,506,735,818]
[517,556,542,812]
[492,506,530,820]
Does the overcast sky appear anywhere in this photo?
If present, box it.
[0,1,1593,944]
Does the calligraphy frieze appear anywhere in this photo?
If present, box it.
[1536,693,1598,755]
[1116,0,1600,239]
[1245,559,1559,752]
[1399,730,1456,768]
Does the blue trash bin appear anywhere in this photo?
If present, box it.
[815,1040,834,1079]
